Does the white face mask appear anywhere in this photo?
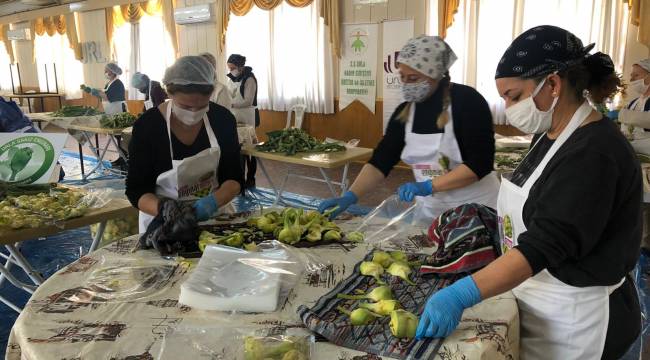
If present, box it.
[401,80,433,103]
[172,102,209,126]
[629,78,649,96]
[505,78,559,134]
[230,69,241,78]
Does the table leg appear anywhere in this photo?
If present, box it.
[78,143,85,178]
[95,134,100,157]
[27,98,32,113]
[318,168,338,197]
[40,97,44,113]
[5,244,44,285]
[109,135,128,162]
[81,131,111,180]
[0,252,14,288]
[340,164,350,195]
[58,96,62,109]
[0,252,37,293]
[0,294,23,313]
[274,168,291,207]
[89,220,107,253]
[257,159,281,201]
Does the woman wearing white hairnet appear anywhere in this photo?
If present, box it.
[618,58,650,139]
[92,62,126,115]
[131,72,168,112]
[126,56,244,232]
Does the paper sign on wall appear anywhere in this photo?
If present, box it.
[339,23,378,113]
[382,19,414,133]
[0,133,67,184]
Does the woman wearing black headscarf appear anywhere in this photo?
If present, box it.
[226,53,258,188]
[415,26,640,360]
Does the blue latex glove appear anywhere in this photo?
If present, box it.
[90,88,100,97]
[416,276,482,339]
[317,191,358,219]
[398,180,433,202]
[192,194,219,221]
[607,110,619,120]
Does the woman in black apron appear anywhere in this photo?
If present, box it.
[416,26,640,360]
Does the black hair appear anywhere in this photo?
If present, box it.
[533,53,623,104]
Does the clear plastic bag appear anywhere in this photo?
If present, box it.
[157,326,314,360]
[347,195,429,249]
[178,240,328,313]
[64,255,177,302]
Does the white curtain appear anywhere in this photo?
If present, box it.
[0,41,12,91]
[112,14,176,100]
[34,33,84,99]
[226,0,334,114]
[112,23,132,98]
[428,0,629,124]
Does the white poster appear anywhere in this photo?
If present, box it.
[339,23,379,113]
[382,19,414,132]
[0,133,67,184]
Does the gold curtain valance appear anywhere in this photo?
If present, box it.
[0,24,15,64]
[112,0,164,28]
[33,15,66,37]
[438,0,460,39]
[229,0,313,16]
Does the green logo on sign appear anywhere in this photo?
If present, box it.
[350,29,368,54]
[0,136,55,184]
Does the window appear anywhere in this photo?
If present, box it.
[34,33,84,99]
[428,0,628,123]
[0,42,12,91]
[112,12,175,100]
[226,0,334,113]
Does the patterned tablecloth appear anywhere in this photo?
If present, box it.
[7,232,519,360]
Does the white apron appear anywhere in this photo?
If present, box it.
[143,81,154,110]
[400,103,500,223]
[228,79,256,126]
[496,101,625,360]
[138,103,221,232]
[102,79,127,115]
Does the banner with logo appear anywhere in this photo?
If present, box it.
[382,19,414,132]
[339,23,379,113]
[0,133,67,184]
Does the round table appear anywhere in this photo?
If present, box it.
[7,234,519,359]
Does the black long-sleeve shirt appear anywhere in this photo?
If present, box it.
[105,79,125,102]
[511,119,641,285]
[368,83,494,178]
[509,118,641,358]
[125,103,244,208]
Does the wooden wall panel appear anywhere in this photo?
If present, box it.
[406,0,426,35]
[387,0,407,19]
[341,0,355,23]
[370,2,389,23]
[258,100,384,149]
[353,3,372,23]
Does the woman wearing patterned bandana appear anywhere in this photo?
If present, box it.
[319,35,500,222]
[415,25,640,360]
